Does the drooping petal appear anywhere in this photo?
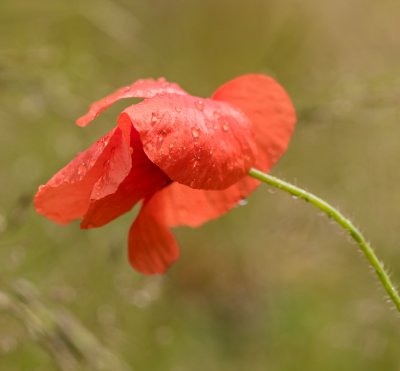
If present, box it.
[212,74,296,171]
[76,78,188,127]
[148,176,259,228]
[120,93,258,190]
[128,196,179,274]
[34,127,131,224]
[81,123,170,229]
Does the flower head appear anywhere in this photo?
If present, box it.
[35,74,296,274]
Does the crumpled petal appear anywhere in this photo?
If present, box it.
[34,127,131,224]
[76,78,188,127]
[212,74,296,171]
[121,93,258,190]
[147,176,259,228]
[81,122,170,229]
[128,196,179,274]
[36,73,297,275]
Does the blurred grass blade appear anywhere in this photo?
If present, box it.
[0,280,132,371]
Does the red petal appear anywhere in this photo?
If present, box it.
[128,196,179,274]
[212,74,296,171]
[34,127,131,224]
[121,94,258,190]
[76,78,188,127]
[81,124,170,229]
[150,176,259,228]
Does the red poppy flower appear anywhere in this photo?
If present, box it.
[34,74,296,274]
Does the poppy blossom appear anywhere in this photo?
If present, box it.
[35,74,296,274]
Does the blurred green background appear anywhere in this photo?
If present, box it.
[1,0,400,370]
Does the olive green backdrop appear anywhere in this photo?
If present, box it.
[1,0,400,370]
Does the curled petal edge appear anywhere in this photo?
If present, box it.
[76,78,188,127]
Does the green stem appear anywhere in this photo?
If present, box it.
[248,167,400,313]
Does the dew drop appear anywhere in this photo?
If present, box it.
[195,100,204,111]
[191,127,200,139]
[291,195,299,200]
[213,110,221,119]
[98,140,105,150]
[222,121,229,132]
[238,198,248,206]
[175,105,182,113]
[158,130,166,142]
[169,143,174,149]
[77,163,86,174]
[151,113,158,124]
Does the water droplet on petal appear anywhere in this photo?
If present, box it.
[191,127,200,139]
[97,138,106,150]
[169,143,174,149]
[175,105,182,113]
[213,110,221,119]
[222,121,229,132]
[195,100,204,111]
[151,113,159,124]
[78,163,86,175]
[158,130,167,142]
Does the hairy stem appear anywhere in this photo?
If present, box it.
[249,167,400,313]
